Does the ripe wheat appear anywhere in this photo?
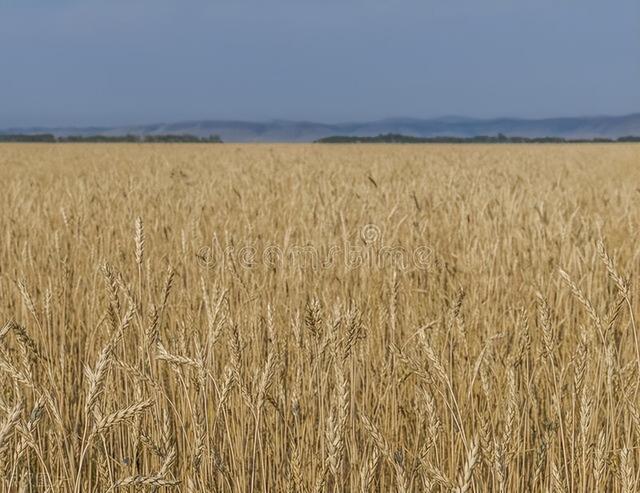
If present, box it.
[0,143,637,491]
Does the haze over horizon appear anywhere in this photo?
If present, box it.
[1,0,639,128]
[5,112,640,132]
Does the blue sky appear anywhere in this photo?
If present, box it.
[1,0,639,127]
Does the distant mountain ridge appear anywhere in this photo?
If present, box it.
[3,113,640,142]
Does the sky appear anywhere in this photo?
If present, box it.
[1,0,639,127]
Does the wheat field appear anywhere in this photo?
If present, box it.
[0,143,639,491]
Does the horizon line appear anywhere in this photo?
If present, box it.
[2,111,640,131]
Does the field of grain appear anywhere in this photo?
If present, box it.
[0,143,639,491]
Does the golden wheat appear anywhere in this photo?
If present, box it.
[0,143,638,491]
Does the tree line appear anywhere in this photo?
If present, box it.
[0,134,223,143]
[316,133,640,144]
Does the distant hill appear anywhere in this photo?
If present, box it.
[2,113,640,143]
